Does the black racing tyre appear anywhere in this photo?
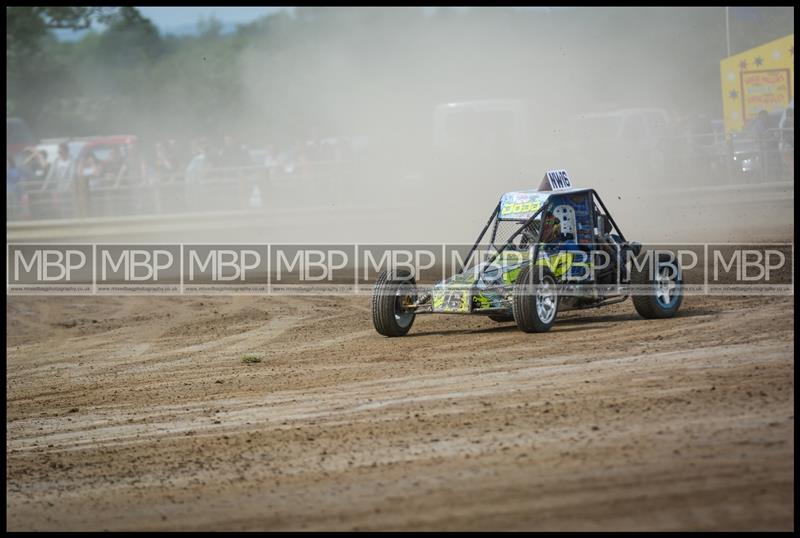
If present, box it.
[372,270,417,337]
[488,313,515,322]
[631,253,683,319]
[512,265,558,333]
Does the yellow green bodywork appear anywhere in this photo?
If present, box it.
[432,246,590,314]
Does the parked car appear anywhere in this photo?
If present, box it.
[727,111,784,180]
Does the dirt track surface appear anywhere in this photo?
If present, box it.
[6,294,795,531]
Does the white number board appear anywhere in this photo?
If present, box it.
[542,169,572,190]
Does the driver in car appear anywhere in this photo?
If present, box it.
[540,211,562,243]
[518,211,561,250]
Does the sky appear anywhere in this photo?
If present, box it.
[136,7,291,35]
[54,7,554,40]
[54,6,292,40]
[49,7,773,41]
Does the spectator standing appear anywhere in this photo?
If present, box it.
[154,141,176,181]
[20,146,49,181]
[779,103,794,175]
[101,146,124,180]
[186,138,210,183]
[261,144,279,181]
[749,109,781,180]
[74,154,95,218]
[48,142,72,190]
[167,138,189,172]
[749,110,771,142]
[779,103,794,148]
[118,145,145,184]
[81,153,103,189]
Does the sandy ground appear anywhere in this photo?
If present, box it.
[5,293,794,531]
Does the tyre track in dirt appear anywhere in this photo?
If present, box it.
[6,294,794,530]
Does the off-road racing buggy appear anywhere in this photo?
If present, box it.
[372,170,683,336]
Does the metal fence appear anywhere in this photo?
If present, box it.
[7,160,358,221]
[6,129,794,222]
[652,127,793,187]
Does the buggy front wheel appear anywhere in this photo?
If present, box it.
[512,266,559,333]
[372,270,417,337]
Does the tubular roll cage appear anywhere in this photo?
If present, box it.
[459,189,627,281]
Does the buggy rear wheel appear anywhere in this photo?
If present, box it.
[372,270,417,337]
[512,265,558,333]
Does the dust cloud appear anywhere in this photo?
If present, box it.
[10,7,794,245]
[228,7,793,245]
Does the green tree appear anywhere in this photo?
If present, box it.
[6,7,150,132]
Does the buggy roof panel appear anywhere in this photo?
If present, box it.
[498,188,593,220]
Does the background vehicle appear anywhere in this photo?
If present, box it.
[724,111,785,180]
[568,108,671,175]
[571,108,670,144]
[430,99,538,196]
[19,135,141,189]
[12,135,140,220]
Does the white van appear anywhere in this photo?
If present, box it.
[570,108,670,149]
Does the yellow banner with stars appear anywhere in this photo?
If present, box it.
[720,34,794,134]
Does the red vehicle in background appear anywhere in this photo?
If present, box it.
[20,134,141,190]
[9,134,142,220]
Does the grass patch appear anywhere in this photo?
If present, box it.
[241,354,262,364]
